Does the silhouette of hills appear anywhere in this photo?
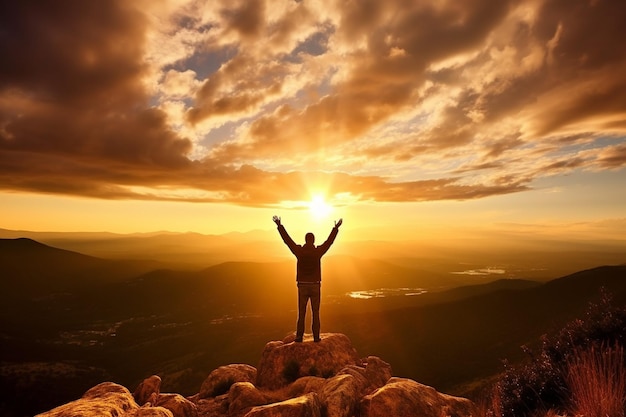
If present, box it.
[1,237,624,416]
[0,238,161,298]
[1,238,108,295]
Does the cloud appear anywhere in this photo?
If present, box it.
[0,2,192,165]
[597,144,626,169]
[0,0,625,207]
[0,1,147,105]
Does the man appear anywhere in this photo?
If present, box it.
[273,215,343,342]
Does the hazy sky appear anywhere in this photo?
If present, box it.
[1,0,625,238]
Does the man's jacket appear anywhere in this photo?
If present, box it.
[277,225,339,283]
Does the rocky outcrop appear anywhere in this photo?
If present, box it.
[256,333,361,389]
[36,333,475,417]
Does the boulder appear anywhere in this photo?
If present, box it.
[245,393,322,417]
[134,375,162,406]
[157,393,198,417]
[228,382,268,416]
[336,365,369,395]
[256,333,361,389]
[319,374,361,417]
[36,382,138,417]
[359,378,475,417]
[363,356,392,390]
[84,381,134,398]
[199,364,257,399]
[286,376,326,398]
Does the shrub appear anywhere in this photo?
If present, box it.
[493,291,626,417]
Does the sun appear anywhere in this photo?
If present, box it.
[308,195,333,220]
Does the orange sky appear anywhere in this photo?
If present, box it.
[1,0,625,240]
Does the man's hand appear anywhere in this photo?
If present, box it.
[273,215,281,226]
[334,218,343,229]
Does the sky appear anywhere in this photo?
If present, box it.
[1,0,625,240]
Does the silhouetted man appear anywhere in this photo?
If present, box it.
[273,215,343,342]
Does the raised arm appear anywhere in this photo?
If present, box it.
[317,218,343,255]
[273,216,298,254]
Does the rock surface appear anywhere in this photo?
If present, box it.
[199,364,257,399]
[35,333,475,417]
[157,393,198,417]
[36,382,140,417]
[360,377,476,417]
[256,333,361,389]
[134,375,162,406]
[245,393,321,417]
[319,374,361,417]
[227,382,268,416]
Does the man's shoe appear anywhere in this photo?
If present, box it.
[313,338,321,343]
[294,337,303,343]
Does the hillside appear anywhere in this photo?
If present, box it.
[0,238,160,297]
[329,264,626,393]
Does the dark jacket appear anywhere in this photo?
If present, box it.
[277,224,339,283]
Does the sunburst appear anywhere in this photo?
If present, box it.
[308,195,333,220]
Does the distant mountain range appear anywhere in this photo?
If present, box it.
[2,226,625,279]
[0,237,624,416]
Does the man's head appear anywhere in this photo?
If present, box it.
[305,232,315,246]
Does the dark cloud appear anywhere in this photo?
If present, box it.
[535,81,626,137]
[535,0,626,73]
[221,0,266,40]
[484,136,525,159]
[541,157,588,173]
[455,161,505,174]
[0,1,192,173]
[0,1,147,105]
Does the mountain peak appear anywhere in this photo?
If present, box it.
[0,237,50,249]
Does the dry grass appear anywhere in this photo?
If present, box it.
[565,342,626,417]
[476,343,626,417]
